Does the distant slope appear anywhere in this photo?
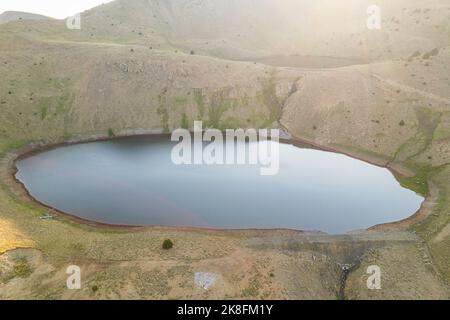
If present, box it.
[89,0,449,61]
[0,11,51,24]
[5,0,450,63]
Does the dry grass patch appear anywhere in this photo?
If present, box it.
[0,217,34,254]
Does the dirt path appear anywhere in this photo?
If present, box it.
[371,73,450,106]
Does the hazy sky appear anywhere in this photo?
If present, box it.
[0,0,115,19]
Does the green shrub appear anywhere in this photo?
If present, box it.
[162,239,174,250]
[108,128,115,137]
[13,258,32,278]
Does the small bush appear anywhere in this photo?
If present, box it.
[399,120,405,126]
[13,258,32,278]
[108,128,115,137]
[162,239,174,250]
[91,285,99,293]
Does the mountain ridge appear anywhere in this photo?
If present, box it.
[0,11,51,24]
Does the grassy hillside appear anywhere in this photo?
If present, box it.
[0,0,449,299]
[0,11,51,24]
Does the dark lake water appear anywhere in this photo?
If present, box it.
[15,136,424,234]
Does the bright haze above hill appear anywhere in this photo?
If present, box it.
[0,0,114,19]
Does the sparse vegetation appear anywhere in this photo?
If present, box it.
[157,93,170,133]
[108,128,115,137]
[194,89,205,118]
[40,106,47,120]
[422,48,439,60]
[181,112,189,129]
[12,257,32,279]
[260,74,282,126]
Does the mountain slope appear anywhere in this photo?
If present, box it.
[0,11,51,24]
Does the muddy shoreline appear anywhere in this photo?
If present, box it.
[5,132,433,235]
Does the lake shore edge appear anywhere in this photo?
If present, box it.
[3,130,433,235]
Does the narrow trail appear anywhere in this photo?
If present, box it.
[371,74,450,106]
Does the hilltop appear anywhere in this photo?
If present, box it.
[0,11,51,24]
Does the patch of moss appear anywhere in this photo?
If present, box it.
[157,94,170,133]
[393,107,442,162]
[13,263,32,278]
[410,166,450,241]
[193,89,205,118]
[11,257,33,280]
[180,112,189,129]
[395,167,432,196]
[207,90,232,129]
[259,74,282,126]
[40,106,47,120]
[0,139,27,155]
